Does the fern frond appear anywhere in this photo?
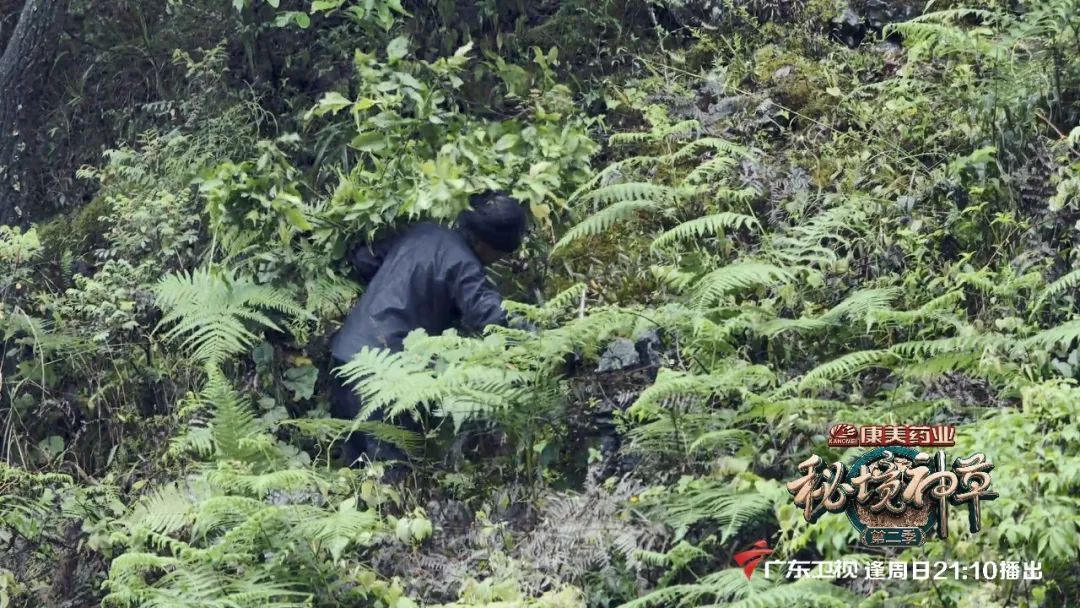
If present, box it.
[291,499,383,560]
[798,349,897,391]
[897,352,984,379]
[582,182,679,205]
[653,483,773,542]
[1024,320,1080,349]
[154,267,312,367]
[1032,268,1080,313]
[888,334,1005,358]
[715,577,856,608]
[651,265,700,293]
[553,199,659,251]
[756,316,832,337]
[611,119,701,146]
[651,213,760,252]
[125,482,197,536]
[822,287,902,323]
[336,347,442,419]
[669,137,749,163]
[304,273,358,319]
[623,413,718,457]
[713,186,762,204]
[192,495,265,539]
[691,262,794,308]
[629,365,774,417]
[687,429,754,453]
[542,283,587,314]
[685,156,738,184]
[735,397,849,424]
[904,8,1000,25]
[201,366,266,463]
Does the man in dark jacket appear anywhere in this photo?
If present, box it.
[328,191,529,469]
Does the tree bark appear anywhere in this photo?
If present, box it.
[0,0,67,226]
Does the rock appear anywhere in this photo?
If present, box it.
[772,66,795,80]
[597,338,639,372]
[831,0,927,48]
[710,96,750,119]
[861,0,923,30]
[831,7,865,48]
[663,0,727,30]
[596,331,664,373]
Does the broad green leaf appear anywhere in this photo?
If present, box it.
[283,207,312,231]
[272,11,310,28]
[387,36,409,62]
[283,365,318,400]
[493,133,519,152]
[311,91,352,117]
[396,72,423,90]
[311,0,344,11]
[350,131,387,152]
[453,41,474,59]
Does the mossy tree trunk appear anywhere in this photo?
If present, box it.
[0,0,67,226]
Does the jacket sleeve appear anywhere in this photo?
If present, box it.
[447,256,507,333]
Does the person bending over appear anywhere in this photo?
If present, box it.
[328,191,529,470]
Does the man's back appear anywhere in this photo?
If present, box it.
[330,222,506,363]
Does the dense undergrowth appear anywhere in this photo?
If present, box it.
[1,0,1078,606]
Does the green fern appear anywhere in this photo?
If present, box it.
[651,213,761,252]
[685,156,738,184]
[154,266,313,367]
[504,283,587,324]
[798,349,897,391]
[691,261,794,308]
[553,199,660,251]
[1024,320,1080,349]
[291,498,382,560]
[579,182,680,205]
[200,366,267,462]
[650,265,700,293]
[619,568,852,608]
[124,482,198,537]
[629,364,775,419]
[669,137,749,163]
[661,485,773,543]
[1032,268,1080,314]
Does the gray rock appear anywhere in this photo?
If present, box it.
[597,338,640,372]
[710,96,750,119]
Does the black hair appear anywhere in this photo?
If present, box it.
[456,191,529,253]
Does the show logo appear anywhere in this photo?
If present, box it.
[787,424,997,547]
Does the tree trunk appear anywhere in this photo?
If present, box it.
[0,0,67,226]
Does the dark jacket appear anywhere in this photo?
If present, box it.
[330,222,507,363]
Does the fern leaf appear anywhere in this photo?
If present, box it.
[553,199,659,251]
[154,267,312,367]
[581,182,679,205]
[1032,268,1080,313]
[651,213,760,252]
[125,482,196,536]
[685,156,738,184]
[799,349,897,391]
[1024,320,1080,349]
[691,262,794,308]
[651,265,699,293]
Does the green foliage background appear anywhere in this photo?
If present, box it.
[1,0,1078,607]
